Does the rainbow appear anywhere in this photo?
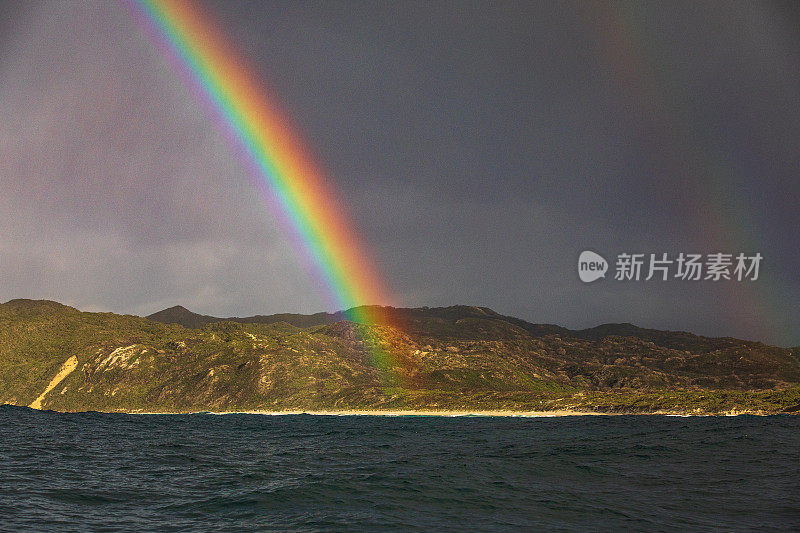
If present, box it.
[593,4,792,344]
[128,0,408,379]
[129,0,387,316]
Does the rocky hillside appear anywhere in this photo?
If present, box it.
[2,299,799,414]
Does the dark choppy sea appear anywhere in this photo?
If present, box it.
[0,406,798,531]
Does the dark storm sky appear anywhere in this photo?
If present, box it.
[0,1,798,345]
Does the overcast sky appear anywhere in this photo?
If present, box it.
[1,1,798,345]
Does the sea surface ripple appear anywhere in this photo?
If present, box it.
[1,406,798,531]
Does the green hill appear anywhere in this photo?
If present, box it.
[1,299,798,414]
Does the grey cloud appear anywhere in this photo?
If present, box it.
[1,1,798,345]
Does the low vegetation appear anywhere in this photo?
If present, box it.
[1,299,798,414]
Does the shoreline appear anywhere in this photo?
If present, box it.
[241,409,606,417]
[131,409,604,417]
[4,403,790,417]
[128,408,785,417]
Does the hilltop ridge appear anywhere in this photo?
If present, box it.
[146,303,763,353]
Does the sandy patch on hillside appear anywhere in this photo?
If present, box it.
[29,355,78,410]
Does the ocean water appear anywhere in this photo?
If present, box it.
[0,406,798,531]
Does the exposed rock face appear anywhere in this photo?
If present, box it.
[1,299,799,414]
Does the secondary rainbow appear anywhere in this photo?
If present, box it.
[129,0,390,322]
[592,4,792,343]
